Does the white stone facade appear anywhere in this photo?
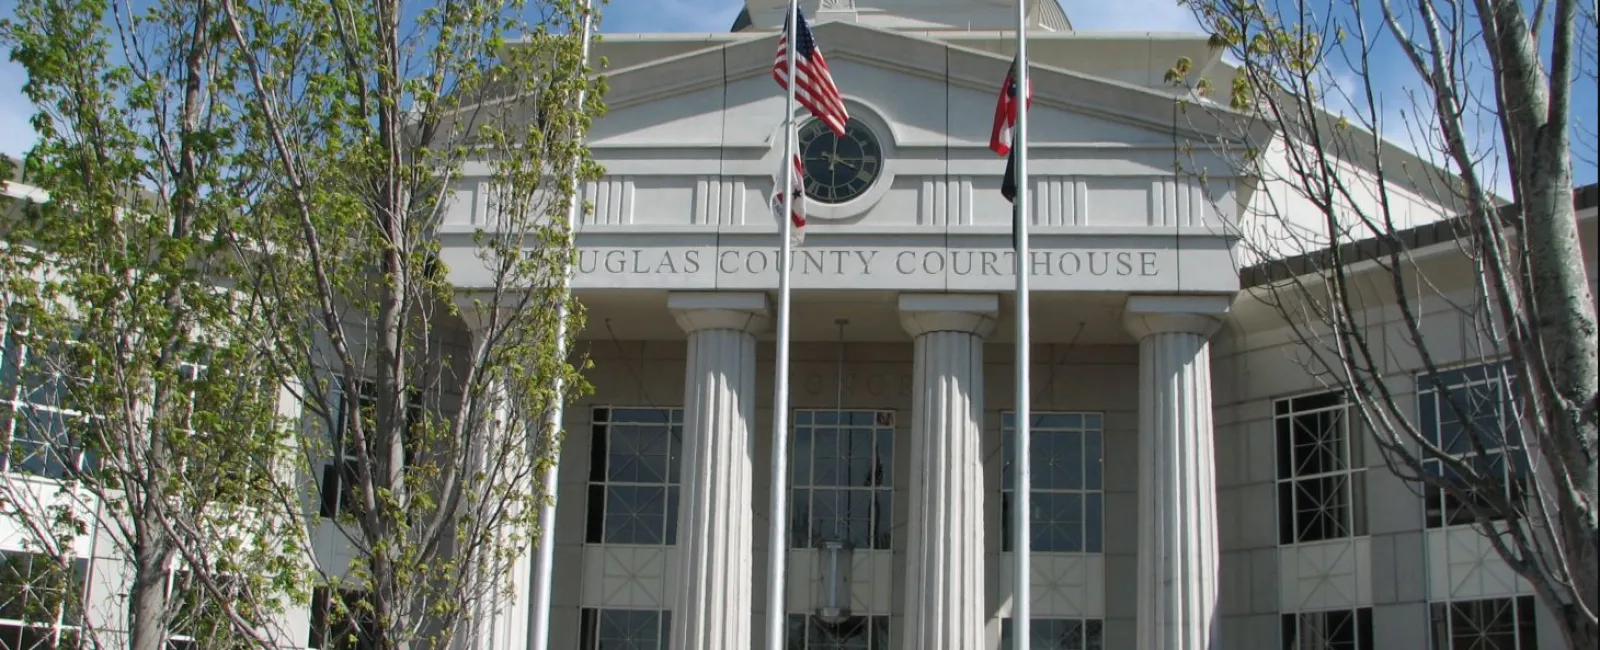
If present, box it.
[5,1,1599,649]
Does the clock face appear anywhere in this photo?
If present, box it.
[797,118,883,204]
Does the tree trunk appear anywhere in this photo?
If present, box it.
[127,525,172,650]
[1488,1,1600,644]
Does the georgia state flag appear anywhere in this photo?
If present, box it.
[771,153,807,247]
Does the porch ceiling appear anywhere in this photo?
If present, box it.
[573,289,1135,344]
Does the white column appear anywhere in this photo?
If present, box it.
[453,305,532,650]
[898,293,997,650]
[1124,295,1231,650]
[667,292,769,650]
[476,378,531,650]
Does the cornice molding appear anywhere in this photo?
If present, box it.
[596,20,1258,148]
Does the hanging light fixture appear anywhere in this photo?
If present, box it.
[814,538,854,624]
[814,318,854,625]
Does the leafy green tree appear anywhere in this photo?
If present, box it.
[217,0,602,648]
[2,1,305,648]
[2,0,602,648]
[1167,0,1597,646]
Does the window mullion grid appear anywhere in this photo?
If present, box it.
[592,409,681,547]
[7,334,93,478]
[1434,596,1535,650]
[1002,414,1102,555]
[792,410,894,551]
[1277,399,1357,544]
[1,334,17,474]
[1423,370,1513,529]
[0,552,81,644]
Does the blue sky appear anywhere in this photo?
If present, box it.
[3,0,1594,186]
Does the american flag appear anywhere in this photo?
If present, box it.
[771,152,807,246]
[773,9,848,137]
[990,56,1032,156]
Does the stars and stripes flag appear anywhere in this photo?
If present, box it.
[772,9,849,137]
[771,152,807,247]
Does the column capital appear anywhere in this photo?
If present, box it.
[1122,294,1232,340]
[453,293,510,338]
[668,292,771,334]
[898,293,999,338]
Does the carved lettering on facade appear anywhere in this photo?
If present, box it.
[575,247,1163,279]
[801,370,914,400]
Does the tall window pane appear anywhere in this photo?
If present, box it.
[1281,608,1373,649]
[585,407,683,546]
[1417,363,1525,529]
[1,316,95,479]
[785,614,890,650]
[579,608,671,650]
[1000,617,1104,649]
[1429,596,1538,650]
[1001,412,1104,553]
[0,552,88,650]
[1274,391,1366,544]
[791,410,895,550]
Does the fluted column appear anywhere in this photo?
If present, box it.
[452,304,530,650]
[667,292,768,650]
[898,293,997,650]
[1124,295,1231,650]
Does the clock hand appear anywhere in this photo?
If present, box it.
[826,153,857,170]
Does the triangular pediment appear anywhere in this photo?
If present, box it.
[593,20,1251,150]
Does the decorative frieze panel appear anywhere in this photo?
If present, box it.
[1426,527,1531,601]
[919,175,972,226]
[1151,177,1210,227]
[554,173,1228,230]
[584,177,632,225]
[784,549,895,615]
[1278,538,1372,611]
[691,176,747,226]
[996,553,1107,619]
[580,546,679,609]
[1032,176,1088,227]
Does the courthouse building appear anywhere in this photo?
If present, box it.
[4,0,1598,649]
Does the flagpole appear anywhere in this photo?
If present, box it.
[764,1,801,649]
[1012,0,1032,645]
[528,1,595,648]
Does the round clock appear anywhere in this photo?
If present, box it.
[797,117,883,204]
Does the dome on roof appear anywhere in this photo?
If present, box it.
[731,0,1070,32]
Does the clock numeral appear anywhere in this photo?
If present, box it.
[857,169,875,183]
[805,179,823,197]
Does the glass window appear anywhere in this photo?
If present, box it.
[785,614,891,650]
[585,407,683,545]
[1417,364,1526,529]
[0,551,87,650]
[1274,391,1367,544]
[1281,608,1373,649]
[579,608,670,650]
[307,585,375,650]
[790,410,895,550]
[1000,412,1104,553]
[166,570,254,650]
[1,316,96,479]
[319,378,424,519]
[1429,596,1538,650]
[1000,617,1104,649]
